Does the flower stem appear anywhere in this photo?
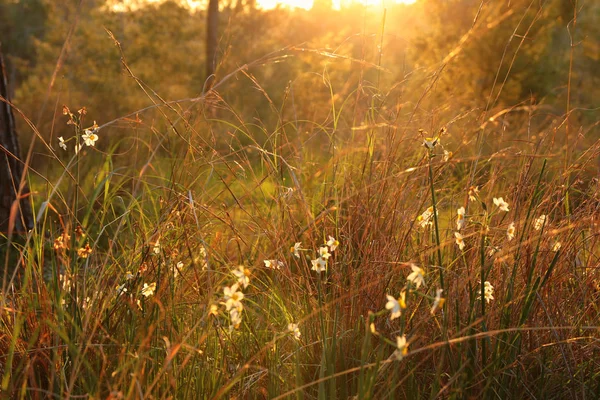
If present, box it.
[428,157,444,289]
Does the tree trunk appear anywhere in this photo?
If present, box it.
[206,0,219,88]
[0,44,33,235]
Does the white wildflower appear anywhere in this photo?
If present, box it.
[443,150,452,162]
[417,206,435,228]
[223,283,244,312]
[493,197,510,212]
[58,136,67,150]
[287,323,301,340]
[455,232,465,251]
[311,257,327,273]
[141,282,156,297]
[395,335,409,360]
[229,308,242,331]
[534,215,547,231]
[478,281,494,303]
[406,264,425,289]
[456,207,466,230]
[264,259,283,270]
[291,242,302,258]
[232,265,251,289]
[326,236,339,251]
[82,129,99,146]
[430,288,445,315]
[385,292,406,320]
[507,222,516,241]
[319,246,331,260]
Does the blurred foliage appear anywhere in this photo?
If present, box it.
[0,0,598,164]
[0,0,48,85]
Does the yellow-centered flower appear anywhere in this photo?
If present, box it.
[395,335,409,360]
[507,222,516,241]
[454,232,465,250]
[407,264,425,289]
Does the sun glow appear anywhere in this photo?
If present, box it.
[257,0,416,10]
[108,0,416,12]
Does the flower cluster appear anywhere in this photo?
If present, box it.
[264,259,283,270]
[77,243,93,258]
[223,282,245,331]
[384,263,430,323]
[310,235,339,273]
[212,265,252,332]
[452,195,512,253]
[417,206,436,229]
[111,267,157,310]
[53,232,71,251]
[377,262,446,363]
[59,106,100,154]
[52,227,92,261]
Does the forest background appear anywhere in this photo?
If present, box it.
[1,0,598,158]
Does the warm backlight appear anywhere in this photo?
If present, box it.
[257,0,416,10]
[109,0,416,12]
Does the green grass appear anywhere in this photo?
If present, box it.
[1,49,600,400]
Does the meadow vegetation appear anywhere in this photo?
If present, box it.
[0,0,599,398]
